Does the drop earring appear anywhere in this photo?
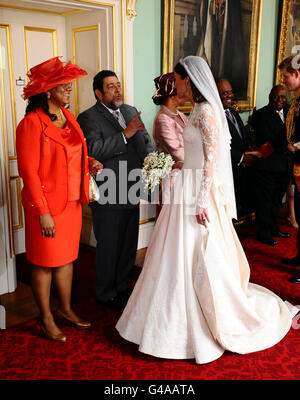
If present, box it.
[185,78,189,91]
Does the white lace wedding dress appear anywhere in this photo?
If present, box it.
[116,101,298,364]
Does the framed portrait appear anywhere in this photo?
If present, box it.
[162,0,262,112]
[275,0,300,84]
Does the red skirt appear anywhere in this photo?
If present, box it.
[24,200,82,267]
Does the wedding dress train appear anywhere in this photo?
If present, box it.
[116,96,298,365]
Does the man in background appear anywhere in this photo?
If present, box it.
[250,85,292,246]
[217,78,254,218]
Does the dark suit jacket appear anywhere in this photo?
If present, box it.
[226,108,249,170]
[77,101,154,208]
[251,104,291,172]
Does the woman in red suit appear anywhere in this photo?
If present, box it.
[16,57,103,342]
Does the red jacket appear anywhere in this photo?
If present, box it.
[16,107,91,216]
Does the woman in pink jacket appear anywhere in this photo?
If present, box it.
[152,72,188,215]
[152,72,187,166]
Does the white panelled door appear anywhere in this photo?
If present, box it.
[0,0,132,295]
[0,8,66,294]
[65,7,115,246]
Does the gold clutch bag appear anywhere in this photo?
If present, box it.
[89,174,100,202]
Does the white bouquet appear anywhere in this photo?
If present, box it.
[142,151,174,192]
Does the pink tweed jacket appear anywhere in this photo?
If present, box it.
[153,105,187,162]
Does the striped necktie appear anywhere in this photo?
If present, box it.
[225,108,234,123]
[113,109,126,129]
[225,109,242,139]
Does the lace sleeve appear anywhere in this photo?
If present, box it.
[193,103,218,212]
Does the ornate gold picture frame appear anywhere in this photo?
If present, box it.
[162,0,262,112]
[275,0,300,84]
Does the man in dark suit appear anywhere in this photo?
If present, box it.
[216,79,254,218]
[77,70,154,308]
[250,85,291,246]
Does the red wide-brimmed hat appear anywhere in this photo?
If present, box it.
[23,56,87,99]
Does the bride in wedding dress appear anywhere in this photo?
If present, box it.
[116,56,299,364]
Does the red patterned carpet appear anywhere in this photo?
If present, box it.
[0,223,300,381]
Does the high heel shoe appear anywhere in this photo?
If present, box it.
[38,319,67,342]
[56,309,91,329]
